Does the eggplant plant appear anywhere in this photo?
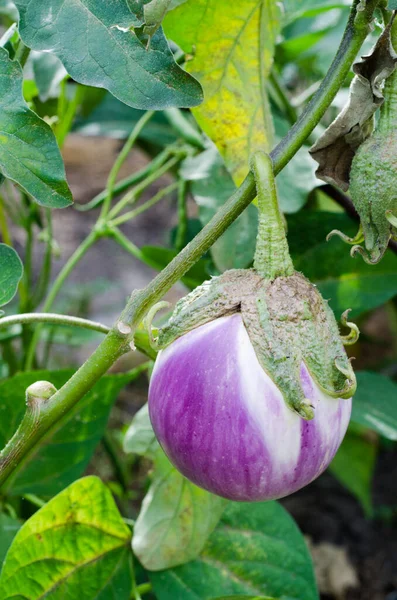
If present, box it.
[0,1,396,599]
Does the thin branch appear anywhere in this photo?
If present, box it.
[0,313,110,335]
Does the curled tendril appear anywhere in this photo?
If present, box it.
[386,210,397,228]
[326,224,364,245]
[144,301,172,351]
[350,244,382,264]
[340,309,360,346]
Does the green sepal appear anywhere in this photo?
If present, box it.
[157,269,356,421]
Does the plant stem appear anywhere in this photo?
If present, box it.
[56,84,85,148]
[33,209,53,308]
[136,583,152,596]
[0,194,11,245]
[271,0,380,174]
[175,179,188,251]
[0,0,380,490]
[252,153,294,279]
[100,111,155,220]
[109,181,179,227]
[164,107,205,149]
[268,70,298,124]
[0,313,110,335]
[109,227,146,262]
[108,155,181,220]
[24,230,99,370]
[77,148,172,212]
[15,41,30,68]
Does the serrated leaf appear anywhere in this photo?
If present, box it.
[0,48,72,208]
[287,211,397,317]
[124,404,226,571]
[351,371,397,440]
[150,501,319,600]
[0,514,20,567]
[14,0,203,110]
[329,427,377,516]
[180,144,258,271]
[0,244,23,309]
[0,370,133,497]
[164,0,279,183]
[0,476,132,599]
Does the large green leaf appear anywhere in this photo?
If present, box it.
[351,371,397,440]
[124,404,226,571]
[0,514,20,567]
[329,426,377,516]
[0,476,132,599]
[150,501,318,600]
[164,0,279,184]
[32,52,67,102]
[180,145,258,272]
[14,0,202,110]
[287,212,397,317]
[0,370,133,497]
[0,48,72,208]
[0,244,23,309]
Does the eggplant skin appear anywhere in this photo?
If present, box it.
[149,313,352,502]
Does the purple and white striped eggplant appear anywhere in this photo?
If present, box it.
[149,313,352,501]
[148,269,356,502]
[148,153,357,502]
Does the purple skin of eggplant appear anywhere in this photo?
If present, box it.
[149,313,352,502]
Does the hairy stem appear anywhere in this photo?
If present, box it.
[0,0,380,489]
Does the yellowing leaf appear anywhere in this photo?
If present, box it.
[164,0,279,183]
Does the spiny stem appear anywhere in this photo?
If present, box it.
[0,0,380,490]
[100,111,154,220]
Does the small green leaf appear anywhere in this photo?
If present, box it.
[14,0,203,110]
[329,427,377,516]
[0,244,22,309]
[351,371,397,440]
[0,514,20,567]
[180,144,258,272]
[388,1,397,11]
[0,48,72,208]
[124,404,226,571]
[164,0,280,184]
[150,501,319,600]
[0,370,133,497]
[0,476,132,599]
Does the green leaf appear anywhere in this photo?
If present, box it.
[0,514,20,567]
[388,0,397,10]
[0,244,23,309]
[150,501,319,600]
[180,144,258,271]
[124,404,226,571]
[211,597,278,600]
[0,370,133,497]
[287,212,397,317]
[351,371,397,441]
[32,52,67,102]
[164,0,279,184]
[0,476,132,599]
[14,0,203,110]
[0,48,72,208]
[329,427,377,517]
